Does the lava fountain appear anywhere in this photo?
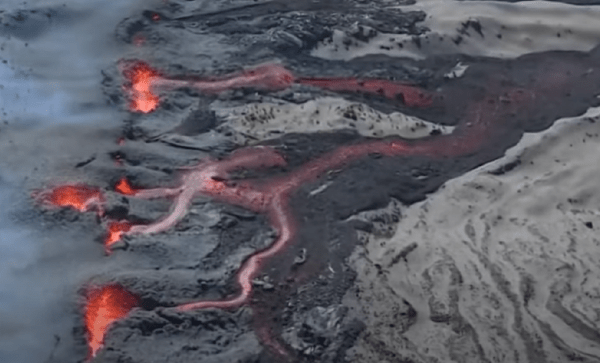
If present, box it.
[84,285,140,359]
[120,60,433,113]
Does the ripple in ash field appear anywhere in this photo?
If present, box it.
[346,107,600,363]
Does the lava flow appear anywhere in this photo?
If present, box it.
[109,61,534,317]
[35,50,600,361]
[121,61,432,113]
[84,284,140,359]
[34,184,104,214]
[296,77,434,107]
[97,60,544,360]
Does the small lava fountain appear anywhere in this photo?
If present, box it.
[105,220,133,252]
[121,61,161,113]
[84,285,140,359]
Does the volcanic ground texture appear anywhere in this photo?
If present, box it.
[27,1,600,362]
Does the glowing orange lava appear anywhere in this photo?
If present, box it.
[115,177,136,195]
[105,221,133,252]
[37,184,104,212]
[123,62,160,113]
[84,285,139,359]
[119,62,432,116]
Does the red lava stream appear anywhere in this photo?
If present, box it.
[38,61,539,360]
[116,62,501,314]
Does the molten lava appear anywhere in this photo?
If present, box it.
[122,61,160,113]
[119,62,433,112]
[37,184,104,213]
[40,53,592,360]
[115,177,136,195]
[105,220,133,252]
[84,285,140,359]
[110,63,532,315]
[297,77,433,107]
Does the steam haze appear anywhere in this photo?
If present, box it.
[0,0,157,362]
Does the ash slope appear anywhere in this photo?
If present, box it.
[347,107,600,363]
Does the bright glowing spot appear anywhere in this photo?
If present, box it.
[84,285,139,359]
[105,221,132,252]
[37,184,104,212]
[205,178,226,193]
[122,62,160,113]
[115,177,136,195]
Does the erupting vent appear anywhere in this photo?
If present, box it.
[114,177,136,196]
[121,61,161,113]
[105,221,133,252]
[84,285,140,359]
[34,184,104,213]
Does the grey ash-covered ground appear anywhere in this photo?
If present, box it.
[8,0,600,362]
